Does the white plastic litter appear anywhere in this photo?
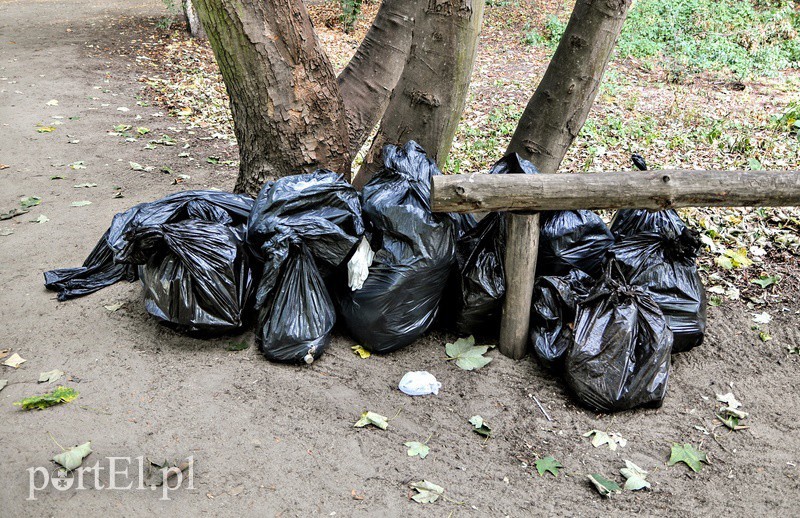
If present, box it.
[347,236,375,291]
[398,371,442,396]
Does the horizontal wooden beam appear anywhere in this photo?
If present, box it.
[431,170,800,213]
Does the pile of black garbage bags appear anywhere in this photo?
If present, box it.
[45,145,706,412]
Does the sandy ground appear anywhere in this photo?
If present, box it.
[1,0,800,515]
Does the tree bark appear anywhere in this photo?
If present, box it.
[194,0,352,195]
[499,212,540,359]
[337,0,417,156]
[352,0,484,189]
[431,170,800,213]
[183,0,207,39]
[506,0,632,173]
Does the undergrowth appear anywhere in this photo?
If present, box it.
[525,0,800,78]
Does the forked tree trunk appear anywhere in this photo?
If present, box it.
[194,0,352,195]
[337,0,417,155]
[183,0,207,39]
[353,0,484,189]
[506,0,632,172]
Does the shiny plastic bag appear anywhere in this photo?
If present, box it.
[450,154,539,335]
[44,229,136,301]
[538,210,614,278]
[565,262,673,412]
[608,226,706,353]
[247,171,363,362]
[529,269,594,370]
[256,243,336,363]
[610,153,688,241]
[337,141,456,353]
[45,191,255,333]
[138,220,252,332]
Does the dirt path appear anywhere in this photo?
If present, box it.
[2,0,799,515]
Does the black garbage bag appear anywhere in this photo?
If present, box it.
[45,191,255,332]
[337,141,456,353]
[564,262,673,412]
[610,208,687,241]
[610,153,688,241]
[529,269,595,371]
[44,229,137,301]
[138,220,253,331]
[449,154,540,335]
[537,210,614,278]
[608,226,706,353]
[256,242,336,363]
[247,171,363,363]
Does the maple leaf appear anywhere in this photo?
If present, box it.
[667,443,708,472]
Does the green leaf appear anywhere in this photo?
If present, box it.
[751,275,779,289]
[588,473,621,497]
[136,127,150,136]
[469,415,492,437]
[535,456,562,477]
[20,196,41,209]
[38,369,65,384]
[129,161,145,171]
[36,124,56,133]
[410,480,444,503]
[445,336,492,371]
[759,331,772,342]
[354,411,388,430]
[71,201,92,207]
[206,156,220,164]
[667,443,708,472]
[708,295,722,307]
[405,441,430,459]
[113,124,132,132]
[747,158,762,170]
[351,345,371,358]
[583,429,627,451]
[14,386,78,410]
[53,442,92,471]
[225,341,249,351]
[620,460,650,491]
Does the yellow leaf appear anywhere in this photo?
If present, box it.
[351,345,371,359]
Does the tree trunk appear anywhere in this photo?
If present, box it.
[506,0,632,173]
[183,0,207,39]
[353,0,484,189]
[337,0,417,156]
[498,0,631,359]
[194,0,352,195]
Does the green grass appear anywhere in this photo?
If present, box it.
[526,0,800,78]
[616,0,800,78]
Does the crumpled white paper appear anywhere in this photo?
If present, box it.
[347,236,375,291]
[398,371,442,396]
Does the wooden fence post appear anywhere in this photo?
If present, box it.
[498,212,540,359]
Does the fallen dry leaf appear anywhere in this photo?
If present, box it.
[3,353,26,369]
